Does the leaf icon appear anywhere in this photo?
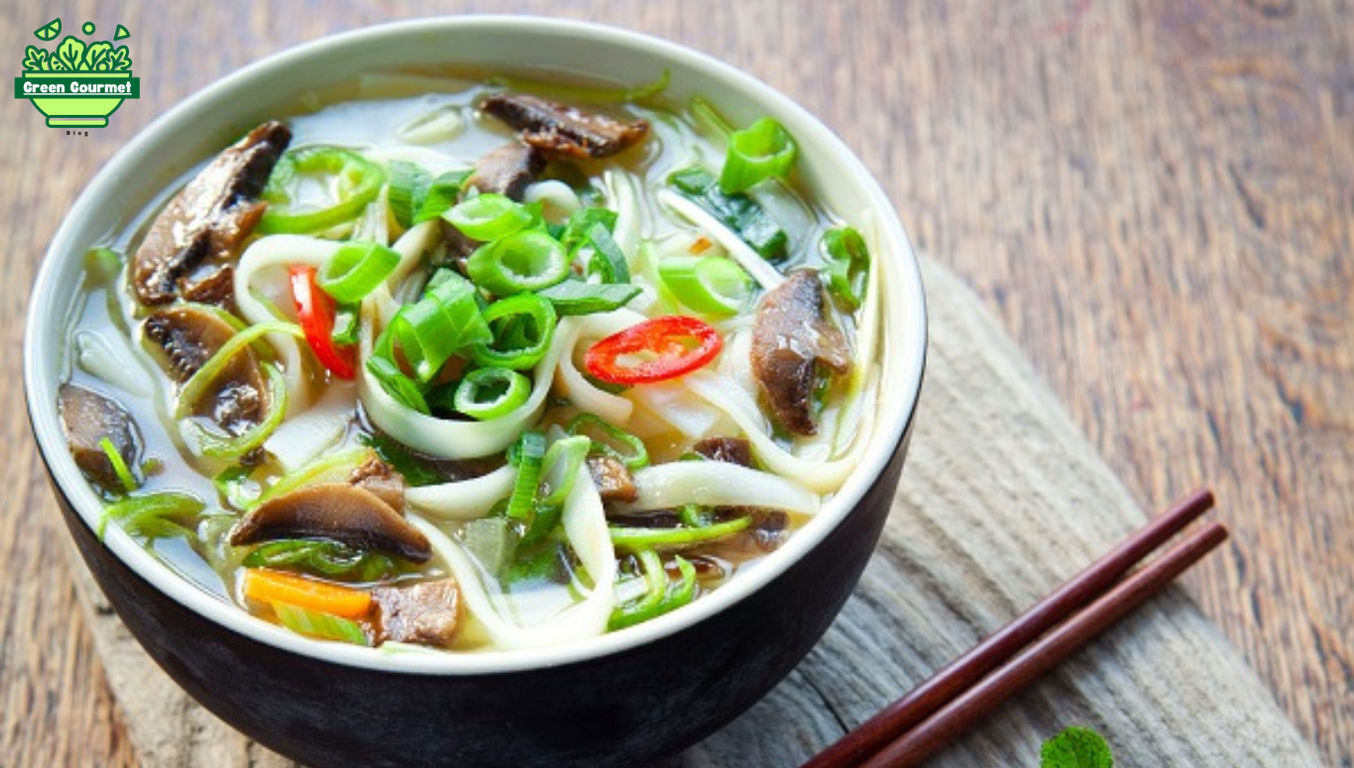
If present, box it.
[55,36,87,71]
[83,41,113,71]
[21,45,50,71]
[109,46,132,72]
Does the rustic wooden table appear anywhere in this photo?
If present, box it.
[1,1,1348,766]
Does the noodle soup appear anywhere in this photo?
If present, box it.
[59,72,881,653]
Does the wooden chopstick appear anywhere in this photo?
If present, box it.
[801,489,1221,768]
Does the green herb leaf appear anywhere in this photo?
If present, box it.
[536,279,641,316]
[54,36,86,71]
[82,41,113,71]
[21,46,50,72]
[1040,727,1113,768]
[668,165,787,259]
[109,45,132,72]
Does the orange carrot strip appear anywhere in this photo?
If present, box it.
[242,568,372,619]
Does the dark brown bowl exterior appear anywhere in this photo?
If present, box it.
[39,417,911,768]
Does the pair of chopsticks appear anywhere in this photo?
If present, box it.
[802,489,1225,768]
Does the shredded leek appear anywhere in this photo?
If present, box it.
[259,148,386,235]
[272,601,369,645]
[609,515,753,552]
[412,169,471,225]
[386,160,432,229]
[388,270,491,383]
[98,491,205,540]
[246,540,395,582]
[192,362,290,460]
[583,222,631,284]
[608,549,697,630]
[174,321,302,420]
[567,413,648,470]
[97,437,138,493]
[250,447,373,510]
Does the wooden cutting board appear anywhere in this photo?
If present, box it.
[67,258,1327,768]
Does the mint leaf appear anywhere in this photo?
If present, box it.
[1040,727,1113,768]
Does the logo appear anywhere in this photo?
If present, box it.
[13,18,139,129]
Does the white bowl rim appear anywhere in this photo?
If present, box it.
[24,14,927,676]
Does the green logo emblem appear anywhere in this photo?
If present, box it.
[14,18,139,129]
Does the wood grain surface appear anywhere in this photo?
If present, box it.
[0,1,1348,767]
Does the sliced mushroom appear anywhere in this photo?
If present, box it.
[229,484,432,563]
[480,94,649,159]
[750,270,851,436]
[466,142,546,201]
[373,578,461,647]
[142,304,265,435]
[348,457,405,512]
[692,436,754,467]
[132,121,291,306]
[587,455,638,504]
[178,264,237,312]
[58,384,143,492]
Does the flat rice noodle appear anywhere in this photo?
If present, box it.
[405,464,516,520]
[656,188,784,291]
[612,461,820,517]
[407,463,616,649]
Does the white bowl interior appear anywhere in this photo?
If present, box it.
[24,16,926,674]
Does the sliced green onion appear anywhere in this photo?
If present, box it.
[97,437,138,493]
[331,303,360,346]
[387,160,432,229]
[213,465,258,509]
[566,413,648,470]
[174,321,302,420]
[245,540,395,582]
[445,193,533,241]
[99,491,205,540]
[537,436,592,508]
[389,271,491,382]
[677,504,710,527]
[609,515,753,552]
[365,353,430,415]
[608,550,697,631]
[412,169,471,225]
[583,222,631,284]
[668,166,787,259]
[470,293,557,371]
[317,241,402,303]
[271,601,369,645]
[822,226,870,309]
[453,367,531,420]
[560,207,618,250]
[689,95,734,138]
[718,117,798,194]
[251,447,373,510]
[193,362,289,460]
[466,230,570,296]
[489,68,670,104]
[536,279,641,316]
[259,148,386,235]
[658,256,752,315]
[520,435,591,545]
[506,431,547,520]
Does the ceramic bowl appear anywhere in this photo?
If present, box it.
[24,16,926,768]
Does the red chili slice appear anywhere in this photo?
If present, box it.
[584,315,723,385]
[289,264,356,380]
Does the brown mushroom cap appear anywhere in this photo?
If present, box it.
[142,304,266,435]
[229,484,432,563]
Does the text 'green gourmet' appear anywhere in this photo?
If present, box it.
[14,76,139,98]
